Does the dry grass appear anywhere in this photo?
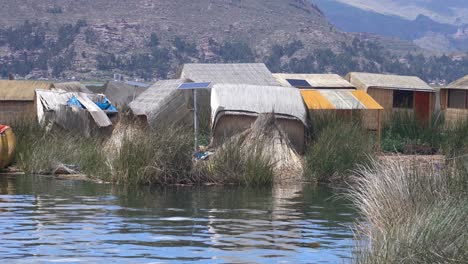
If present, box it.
[349,159,468,263]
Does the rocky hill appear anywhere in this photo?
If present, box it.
[0,0,353,79]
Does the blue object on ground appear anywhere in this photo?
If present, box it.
[95,97,118,113]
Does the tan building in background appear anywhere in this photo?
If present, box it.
[0,80,53,124]
[346,72,435,123]
[440,75,468,125]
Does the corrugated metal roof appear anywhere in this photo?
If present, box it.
[346,72,434,92]
[129,79,184,117]
[301,90,383,110]
[445,75,468,90]
[273,73,355,88]
[0,80,53,101]
[180,63,281,86]
[211,84,307,128]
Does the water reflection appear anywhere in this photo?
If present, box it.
[0,174,356,263]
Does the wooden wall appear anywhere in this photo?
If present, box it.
[0,101,35,124]
[444,108,468,125]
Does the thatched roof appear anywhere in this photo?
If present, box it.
[179,63,281,86]
[273,73,355,89]
[104,81,150,107]
[211,84,307,128]
[445,75,468,90]
[129,79,199,128]
[52,82,91,93]
[0,80,53,101]
[346,72,434,92]
[129,79,184,117]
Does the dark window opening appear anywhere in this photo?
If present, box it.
[448,89,468,109]
[393,90,414,109]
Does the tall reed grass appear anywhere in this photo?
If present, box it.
[197,137,275,186]
[111,125,194,185]
[350,160,468,263]
[12,119,110,177]
[305,112,375,183]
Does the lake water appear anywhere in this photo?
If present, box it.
[0,174,357,263]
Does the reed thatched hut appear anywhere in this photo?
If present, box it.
[346,72,435,123]
[440,75,468,124]
[129,80,199,128]
[103,81,150,109]
[0,80,53,124]
[178,63,281,86]
[211,84,307,153]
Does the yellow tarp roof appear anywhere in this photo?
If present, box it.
[301,90,383,110]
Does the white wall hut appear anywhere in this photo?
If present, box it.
[211,84,308,153]
[346,72,435,123]
[440,75,468,124]
[129,79,198,128]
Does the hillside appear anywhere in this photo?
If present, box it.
[314,0,468,52]
[325,0,468,25]
[0,0,351,79]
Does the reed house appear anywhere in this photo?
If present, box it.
[210,84,307,153]
[273,74,383,131]
[440,75,468,124]
[0,80,53,124]
[346,72,435,123]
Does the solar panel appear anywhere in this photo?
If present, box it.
[286,79,312,88]
[178,82,212,90]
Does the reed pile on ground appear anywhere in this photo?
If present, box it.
[350,159,468,264]
[199,114,299,185]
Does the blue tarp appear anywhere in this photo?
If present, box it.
[67,96,86,109]
[67,95,117,114]
[95,97,118,113]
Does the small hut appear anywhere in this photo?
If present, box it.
[103,81,150,109]
[36,90,113,137]
[346,72,435,123]
[129,80,197,128]
[211,84,307,153]
[273,74,383,131]
[0,80,53,124]
[178,63,281,86]
[440,75,468,124]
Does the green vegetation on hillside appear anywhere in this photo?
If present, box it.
[1,20,468,82]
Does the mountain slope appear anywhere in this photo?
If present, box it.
[314,0,468,51]
[328,0,468,25]
[0,0,362,79]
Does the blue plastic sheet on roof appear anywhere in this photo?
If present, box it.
[95,97,118,113]
[67,95,86,109]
